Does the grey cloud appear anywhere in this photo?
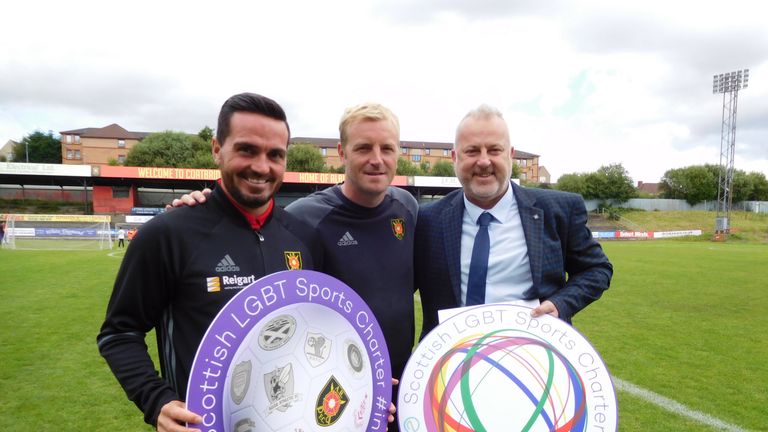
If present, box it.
[730,105,768,162]
[373,0,565,22]
[670,97,768,163]
[561,8,768,71]
[0,63,219,133]
[1,65,165,114]
[735,132,768,163]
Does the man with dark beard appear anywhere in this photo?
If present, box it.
[97,93,323,432]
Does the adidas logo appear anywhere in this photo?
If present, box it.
[215,254,240,272]
[337,231,358,246]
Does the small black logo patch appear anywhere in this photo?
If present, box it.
[315,375,349,426]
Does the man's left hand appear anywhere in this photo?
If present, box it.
[387,378,398,430]
[531,300,559,318]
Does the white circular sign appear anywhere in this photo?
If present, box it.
[398,304,617,431]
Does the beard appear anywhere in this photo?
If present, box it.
[229,184,269,209]
[221,173,276,211]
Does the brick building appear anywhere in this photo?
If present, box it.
[60,124,149,166]
[292,137,545,183]
[58,126,546,183]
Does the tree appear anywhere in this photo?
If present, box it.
[189,152,219,169]
[198,126,214,143]
[660,164,767,204]
[660,165,717,205]
[583,172,605,200]
[396,158,424,175]
[584,163,636,202]
[659,167,685,199]
[745,171,768,201]
[125,131,215,168]
[557,164,635,202]
[13,131,61,163]
[731,170,753,204]
[555,173,587,196]
[287,143,325,172]
[511,162,522,179]
[430,160,455,177]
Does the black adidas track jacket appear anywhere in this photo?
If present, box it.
[97,187,322,426]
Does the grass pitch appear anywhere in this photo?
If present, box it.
[0,248,152,431]
[577,241,768,431]
[1,239,766,431]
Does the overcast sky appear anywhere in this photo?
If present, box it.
[2,0,766,183]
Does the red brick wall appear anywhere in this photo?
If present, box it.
[92,185,137,213]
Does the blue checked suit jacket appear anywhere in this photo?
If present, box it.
[415,182,613,337]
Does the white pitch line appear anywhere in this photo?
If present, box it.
[107,250,125,258]
[613,377,749,432]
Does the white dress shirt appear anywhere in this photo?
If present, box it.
[460,182,533,306]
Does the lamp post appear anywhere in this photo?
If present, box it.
[712,69,749,240]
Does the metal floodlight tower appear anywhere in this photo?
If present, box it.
[712,68,749,238]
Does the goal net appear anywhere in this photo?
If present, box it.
[1,214,113,251]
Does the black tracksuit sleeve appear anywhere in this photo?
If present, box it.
[96,218,178,426]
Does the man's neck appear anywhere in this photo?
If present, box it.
[218,182,273,230]
[340,183,386,208]
[465,181,511,210]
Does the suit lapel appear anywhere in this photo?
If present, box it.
[512,183,544,289]
[443,192,465,305]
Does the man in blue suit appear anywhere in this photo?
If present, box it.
[415,104,612,337]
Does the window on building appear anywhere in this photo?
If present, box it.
[521,172,527,180]
[443,149,450,156]
[66,135,72,143]
[425,148,430,155]
[74,150,81,159]
[401,147,408,155]
[321,148,328,156]
[118,139,126,148]
[519,159,527,167]
[112,186,130,198]
[66,150,73,159]
[75,135,81,144]
[412,155,422,162]
[117,155,126,164]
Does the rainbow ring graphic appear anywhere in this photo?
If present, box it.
[398,305,617,432]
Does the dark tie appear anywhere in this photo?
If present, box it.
[466,212,493,306]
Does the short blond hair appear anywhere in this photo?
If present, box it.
[339,103,400,146]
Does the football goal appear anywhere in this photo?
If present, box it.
[1,214,113,250]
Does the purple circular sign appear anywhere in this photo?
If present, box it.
[186,270,392,431]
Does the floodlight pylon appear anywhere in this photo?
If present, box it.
[711,69,749,239]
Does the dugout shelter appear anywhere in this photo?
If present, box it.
[1,162,460,212]
[1,162,461,250]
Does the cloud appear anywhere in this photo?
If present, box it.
[374,0,566,22]
[1,0,766,183]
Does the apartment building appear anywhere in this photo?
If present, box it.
[57,126,546,182]
[1,140,17,161]
[60,124,149,166]
[292,137,544,183]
